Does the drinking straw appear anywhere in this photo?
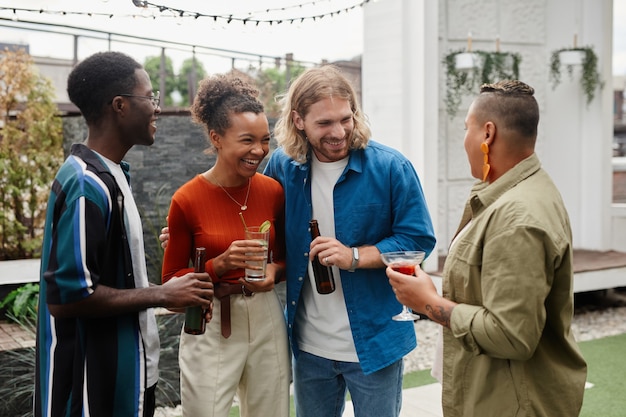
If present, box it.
[239,212,248,230]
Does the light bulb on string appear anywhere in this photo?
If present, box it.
[169,9,183,26]
[139,5,153,19]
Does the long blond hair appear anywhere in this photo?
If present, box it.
[273,65,371,163]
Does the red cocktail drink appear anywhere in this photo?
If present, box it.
[392,265,415,275]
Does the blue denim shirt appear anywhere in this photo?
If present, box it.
[264,140,436,374]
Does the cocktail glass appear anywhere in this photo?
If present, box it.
[380,250,425,321]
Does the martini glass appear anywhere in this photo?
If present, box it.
[380,250,425,321]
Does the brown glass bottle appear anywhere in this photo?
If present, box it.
[184,247,207,335]
[309,220,336,294]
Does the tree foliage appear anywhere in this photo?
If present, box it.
[254,63,306,118]
[144,55,177,107]
[144,55,208,107]
[144,52,307,112]
[0,48,63,260]
[177,57,207,106]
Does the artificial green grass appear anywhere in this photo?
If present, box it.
[402,368,438,389]
[579,332,626,417]
[228,333,626,416]
[396,333,626,416]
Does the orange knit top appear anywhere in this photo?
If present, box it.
[162,173,285,284]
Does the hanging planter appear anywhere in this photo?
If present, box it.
[454,52,481,71]
[443,48,521,117]
[549,41,602,104]
[558,50,585,66]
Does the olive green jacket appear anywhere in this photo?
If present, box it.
[442,153,587,417]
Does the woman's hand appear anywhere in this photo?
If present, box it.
[386,265,456,327]
[212,239,266,277]
[238,262,282,294]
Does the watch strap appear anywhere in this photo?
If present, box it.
[349,247,359,272]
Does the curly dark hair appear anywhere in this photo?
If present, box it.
[190,73,264,141]
[67,51,142,124]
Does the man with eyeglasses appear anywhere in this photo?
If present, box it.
[118,90,161,107]
[34,51,214,417]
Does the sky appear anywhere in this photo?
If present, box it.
[0,0,625,76]
[0,0,364,74]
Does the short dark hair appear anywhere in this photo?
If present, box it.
[476,80,539,140]
[190,73,264,137]
[67,51,142,124]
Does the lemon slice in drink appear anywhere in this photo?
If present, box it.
[259,220,271,233]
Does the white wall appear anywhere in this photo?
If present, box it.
[362,0,440,269]
[612,205,626,250]
[363,0,618,255]
[543,0,614,250]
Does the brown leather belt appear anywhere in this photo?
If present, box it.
[214,282,254,338]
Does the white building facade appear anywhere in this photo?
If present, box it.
[362,0,624,269]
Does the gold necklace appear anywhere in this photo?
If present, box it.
[213,176,251,211]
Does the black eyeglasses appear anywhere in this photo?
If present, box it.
[118,91,160,107]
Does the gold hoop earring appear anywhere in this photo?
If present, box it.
[481,142,490,182]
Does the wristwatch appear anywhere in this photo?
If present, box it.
[349,247,359,272]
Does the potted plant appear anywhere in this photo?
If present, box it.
[443,49,521,117]
[453,51,481,71]
[443,49,479,117]
[549,45,602,104]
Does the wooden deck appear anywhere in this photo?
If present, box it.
[573,249,626,273]
[427,249,626,294]
[571,250,626,293]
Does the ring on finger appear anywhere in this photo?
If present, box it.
[324,257,329,265]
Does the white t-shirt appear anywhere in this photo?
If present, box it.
[100,153,160,387]
[295,153,359,362]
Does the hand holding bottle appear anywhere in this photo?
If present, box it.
[309,220,336,294]
[184,247,211,335]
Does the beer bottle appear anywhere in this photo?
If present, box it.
[309,220,336,294]
[184,247,207,335]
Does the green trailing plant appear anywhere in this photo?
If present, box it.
[549,46,602,104]
[443,49,479,118]
[443,49,521,117]
[476,50,521,85]
[0,283,39,322]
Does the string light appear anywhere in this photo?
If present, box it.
[0,0,369,27]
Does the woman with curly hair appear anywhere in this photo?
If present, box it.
[162,73,289,417]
